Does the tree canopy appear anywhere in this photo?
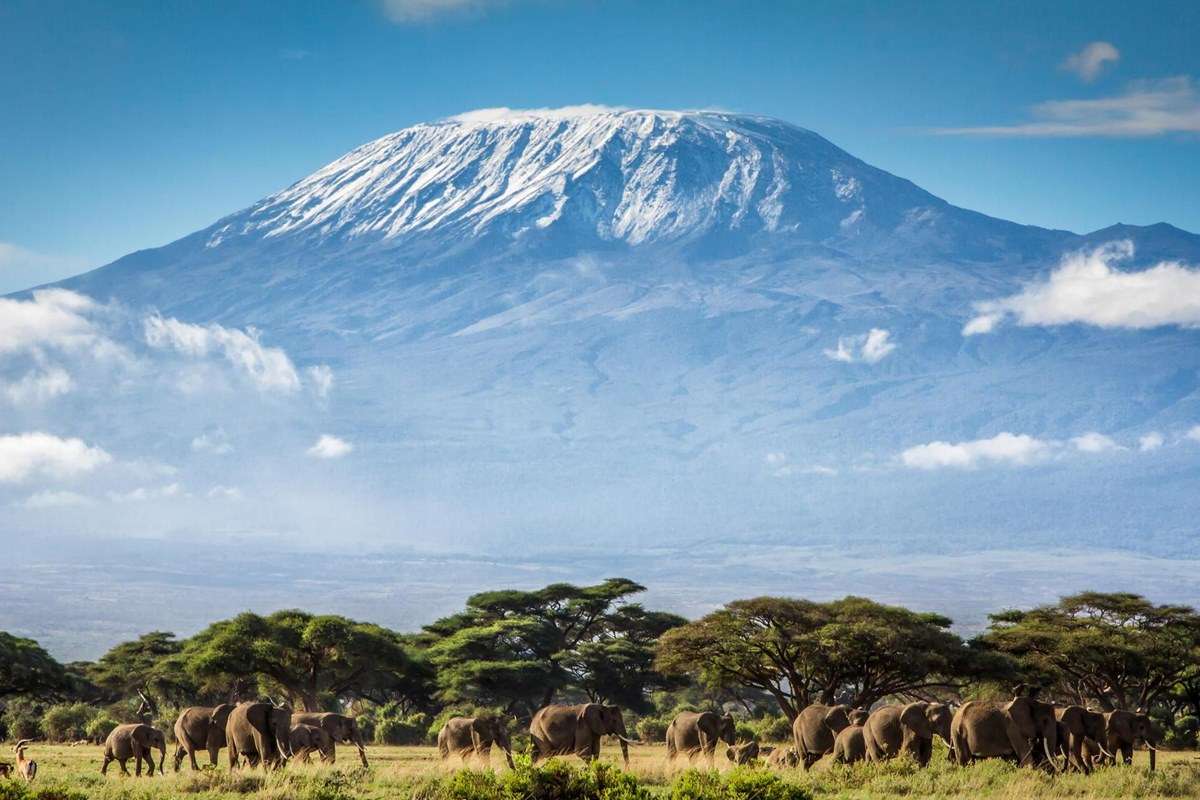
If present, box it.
[423,578,685,714]
[655,595,1001,719]
[176,610,426,711]
[982,591,1200,710]
[0,631,71,700]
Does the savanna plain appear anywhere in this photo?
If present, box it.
[1,741,1193,800]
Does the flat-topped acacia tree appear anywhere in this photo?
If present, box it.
[177,610,429,712]
[422,578,685,715]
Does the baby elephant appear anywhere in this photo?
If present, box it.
[102,724,167,776]
[290,723,335,764]
[766,747,799,768]
[832,709,871,765]
[726,740,760,764]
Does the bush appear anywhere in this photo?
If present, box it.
[1,697,45,740]
[419,756,650,800]
[670,768,811,800]
[636,716,669,742]
[85,713,120,743]
[747,715,792,743]
[734,722,758,742]
[1166,714,1199,748]
[375,712,430,745]
[42,702,97,742]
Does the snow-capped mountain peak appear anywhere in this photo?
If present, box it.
[206,106,959,252]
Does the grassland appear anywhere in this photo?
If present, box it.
[2,742,1196,800]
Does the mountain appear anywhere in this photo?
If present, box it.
[8,107,1200,657]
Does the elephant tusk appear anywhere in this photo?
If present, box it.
[1042,737,1058,772]
[616,736,642,744]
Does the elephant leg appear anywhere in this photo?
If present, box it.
[229,743,239,770]
[134,748,143,777]
[1071,735,1090,775]
[173,745,185,772]
[1121,744,1133,766]
[101,754,113,775]
[119,758,130,776]
[530,737,545,764]
[206,741,219,768]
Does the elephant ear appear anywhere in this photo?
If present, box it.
[578,704,603,734]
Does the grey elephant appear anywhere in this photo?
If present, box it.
[290,723,335,764]
[950,696,1058,768]
[102,723,167,776]
[831,722,867,764]
[529,703,636,767]
[291,712,369,768]
[438,716,515,768]
[665,711,735,768]
[1102,710,1158,770]
[792,704,852,769]
[766,747,799,769]
[1054,705,1109,773]
[864,702,952,766]
[226,702,293,770]
[726,740,759,764]
[173,704,234,771]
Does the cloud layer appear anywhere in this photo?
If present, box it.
[900,432,1052,470]
[307,435,353,459]
[965,241,1200,334]
[937,76,1200,137]
[0,433,112,483]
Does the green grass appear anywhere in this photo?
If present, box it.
[1,742,1195,799]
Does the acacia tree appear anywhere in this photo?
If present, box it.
[89,631,189,709]
[655,596,996,720]
[982,592,1200,710]
[0,632,71,700]
[178,610,424,712]
[423,578,684,715]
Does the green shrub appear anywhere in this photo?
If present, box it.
[1166,714,1199,748]
[85,713,119,743]
[734,722,757,742]
[670,768,811,800]
[636,716,669,743]
[41,702,97,742]
[747,715,792,743]
[420,757,650,800]
[1,697,45,740]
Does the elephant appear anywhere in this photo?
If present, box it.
[950,696,1058,768]
[1054,705,1109,773]
[864,702,953,766]
[665,711,736,768]
[792,704,852,769]
[290,723,335,764]
[291,712,369,768]
[226,702,293,770]
[173,704,234,771]
[438,716,515,769]
[102,723,167,776]
[831,723,867,764]
[1102,710,1158,770]
[726,740,759,764]
[529,703,636,768]
[766,747,799,769]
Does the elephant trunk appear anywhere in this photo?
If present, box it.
[619,737,629,768]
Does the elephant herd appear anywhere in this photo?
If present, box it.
[96,695,1157,779]
[99,701,369,777]
[660,696,1157,775]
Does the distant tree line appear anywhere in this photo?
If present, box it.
[2,583,1199,749]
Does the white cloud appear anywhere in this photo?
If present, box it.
[0,432,112,483]
[207,485,244,501]
[764,452,787,465]
[1062,41,1120,82]
[3,367,73,405]
[307,435,353,459]
[0,289,99,355]
[802,465,839,476]
[1138,432,1164,451]
[935,76,1200,137]
[191,429,233,455]
[144,315,301,392]
[379,0,499,23]
[823,328,897,364]
[1139,432,1164,452]
[18,489,93,509]
[107,483,184,503]
[449,105,631,124]
[965,242,1200,334]
[1071,432,1122,453]
[1187,425,1200,443]
[306,364,334,398]
[900,432,1053,470]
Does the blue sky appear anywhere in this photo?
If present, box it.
[2,0,1198,293]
